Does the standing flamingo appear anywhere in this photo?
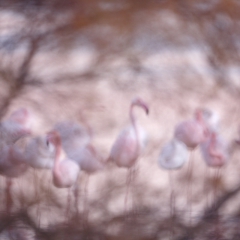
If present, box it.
[47,130,80,188]
[47,130,81,220]
[158,138,189,239]
[174,108,209,149]
[200,130,228,238]
[109,97,149,212]
[200,130,228,188]
[55,120,104,221]
[174,108,210,225]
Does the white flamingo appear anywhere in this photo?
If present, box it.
[158,138,189,237]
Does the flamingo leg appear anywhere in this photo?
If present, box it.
[187,150,194,226]
[204,165,209,209]
[169,170,175,240]
[66,188,72,221]
[83,174,89,227]
[131,163,140,213]
[6,178,13,214]
[213,167,222,238]
[33,169,41,227]
[73,177,80,217]
[124,168,133,215]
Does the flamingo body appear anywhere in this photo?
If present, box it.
[55,121,104,174]
[23,135,55,169]
[174,109,208,149]
[54,121,90,152]
[158,138,189,170]
[68,144,104,173]
[200,132,228,167]
[0,143,28,178]
[109,97,149,168]
[47,131,80,188]
[0,108,32,144]
[110,125,146,168]
[53,155,80,188]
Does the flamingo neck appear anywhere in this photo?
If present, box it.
[130,104,140,155]
[52,136,64,166]
[196,110,209,139]
[130,104,137,128]
[208,132,217,155]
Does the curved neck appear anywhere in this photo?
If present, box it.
[52,135,63,166]
[130,104,137,128]
[129,104,140,157]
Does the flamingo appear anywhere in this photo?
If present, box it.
[47,130,81,220]
[0,108,32,144]
[46,130,80,188]
[158,138,189,170]
[200,130,228,238]
[200,130,228,194]
[54,121,91,154]
[16,134,56,225]
[158,138,189,238]
[20,135,55,169]
[174,108,210,225]
[54,120,104,221]
[109,97,149,212]
[174,108,209,149]
[200,131,228,168]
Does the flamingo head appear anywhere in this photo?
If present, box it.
[46,130,61,148]
[131,97,149,115]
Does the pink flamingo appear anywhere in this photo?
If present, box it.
[109,97,149,212]
[55,120,104,220]
[200,131,228,168]
[200,130,228,238]
[46,130,80,188]
[174,108,210,225]
[174,108,209,149]
[46,130,80,219]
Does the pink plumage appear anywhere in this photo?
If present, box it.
[47,131,80,188]
[109,97,149,168]
[174,109,209,149]
[200,131,228,167]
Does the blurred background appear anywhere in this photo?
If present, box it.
[1,0,240,239]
